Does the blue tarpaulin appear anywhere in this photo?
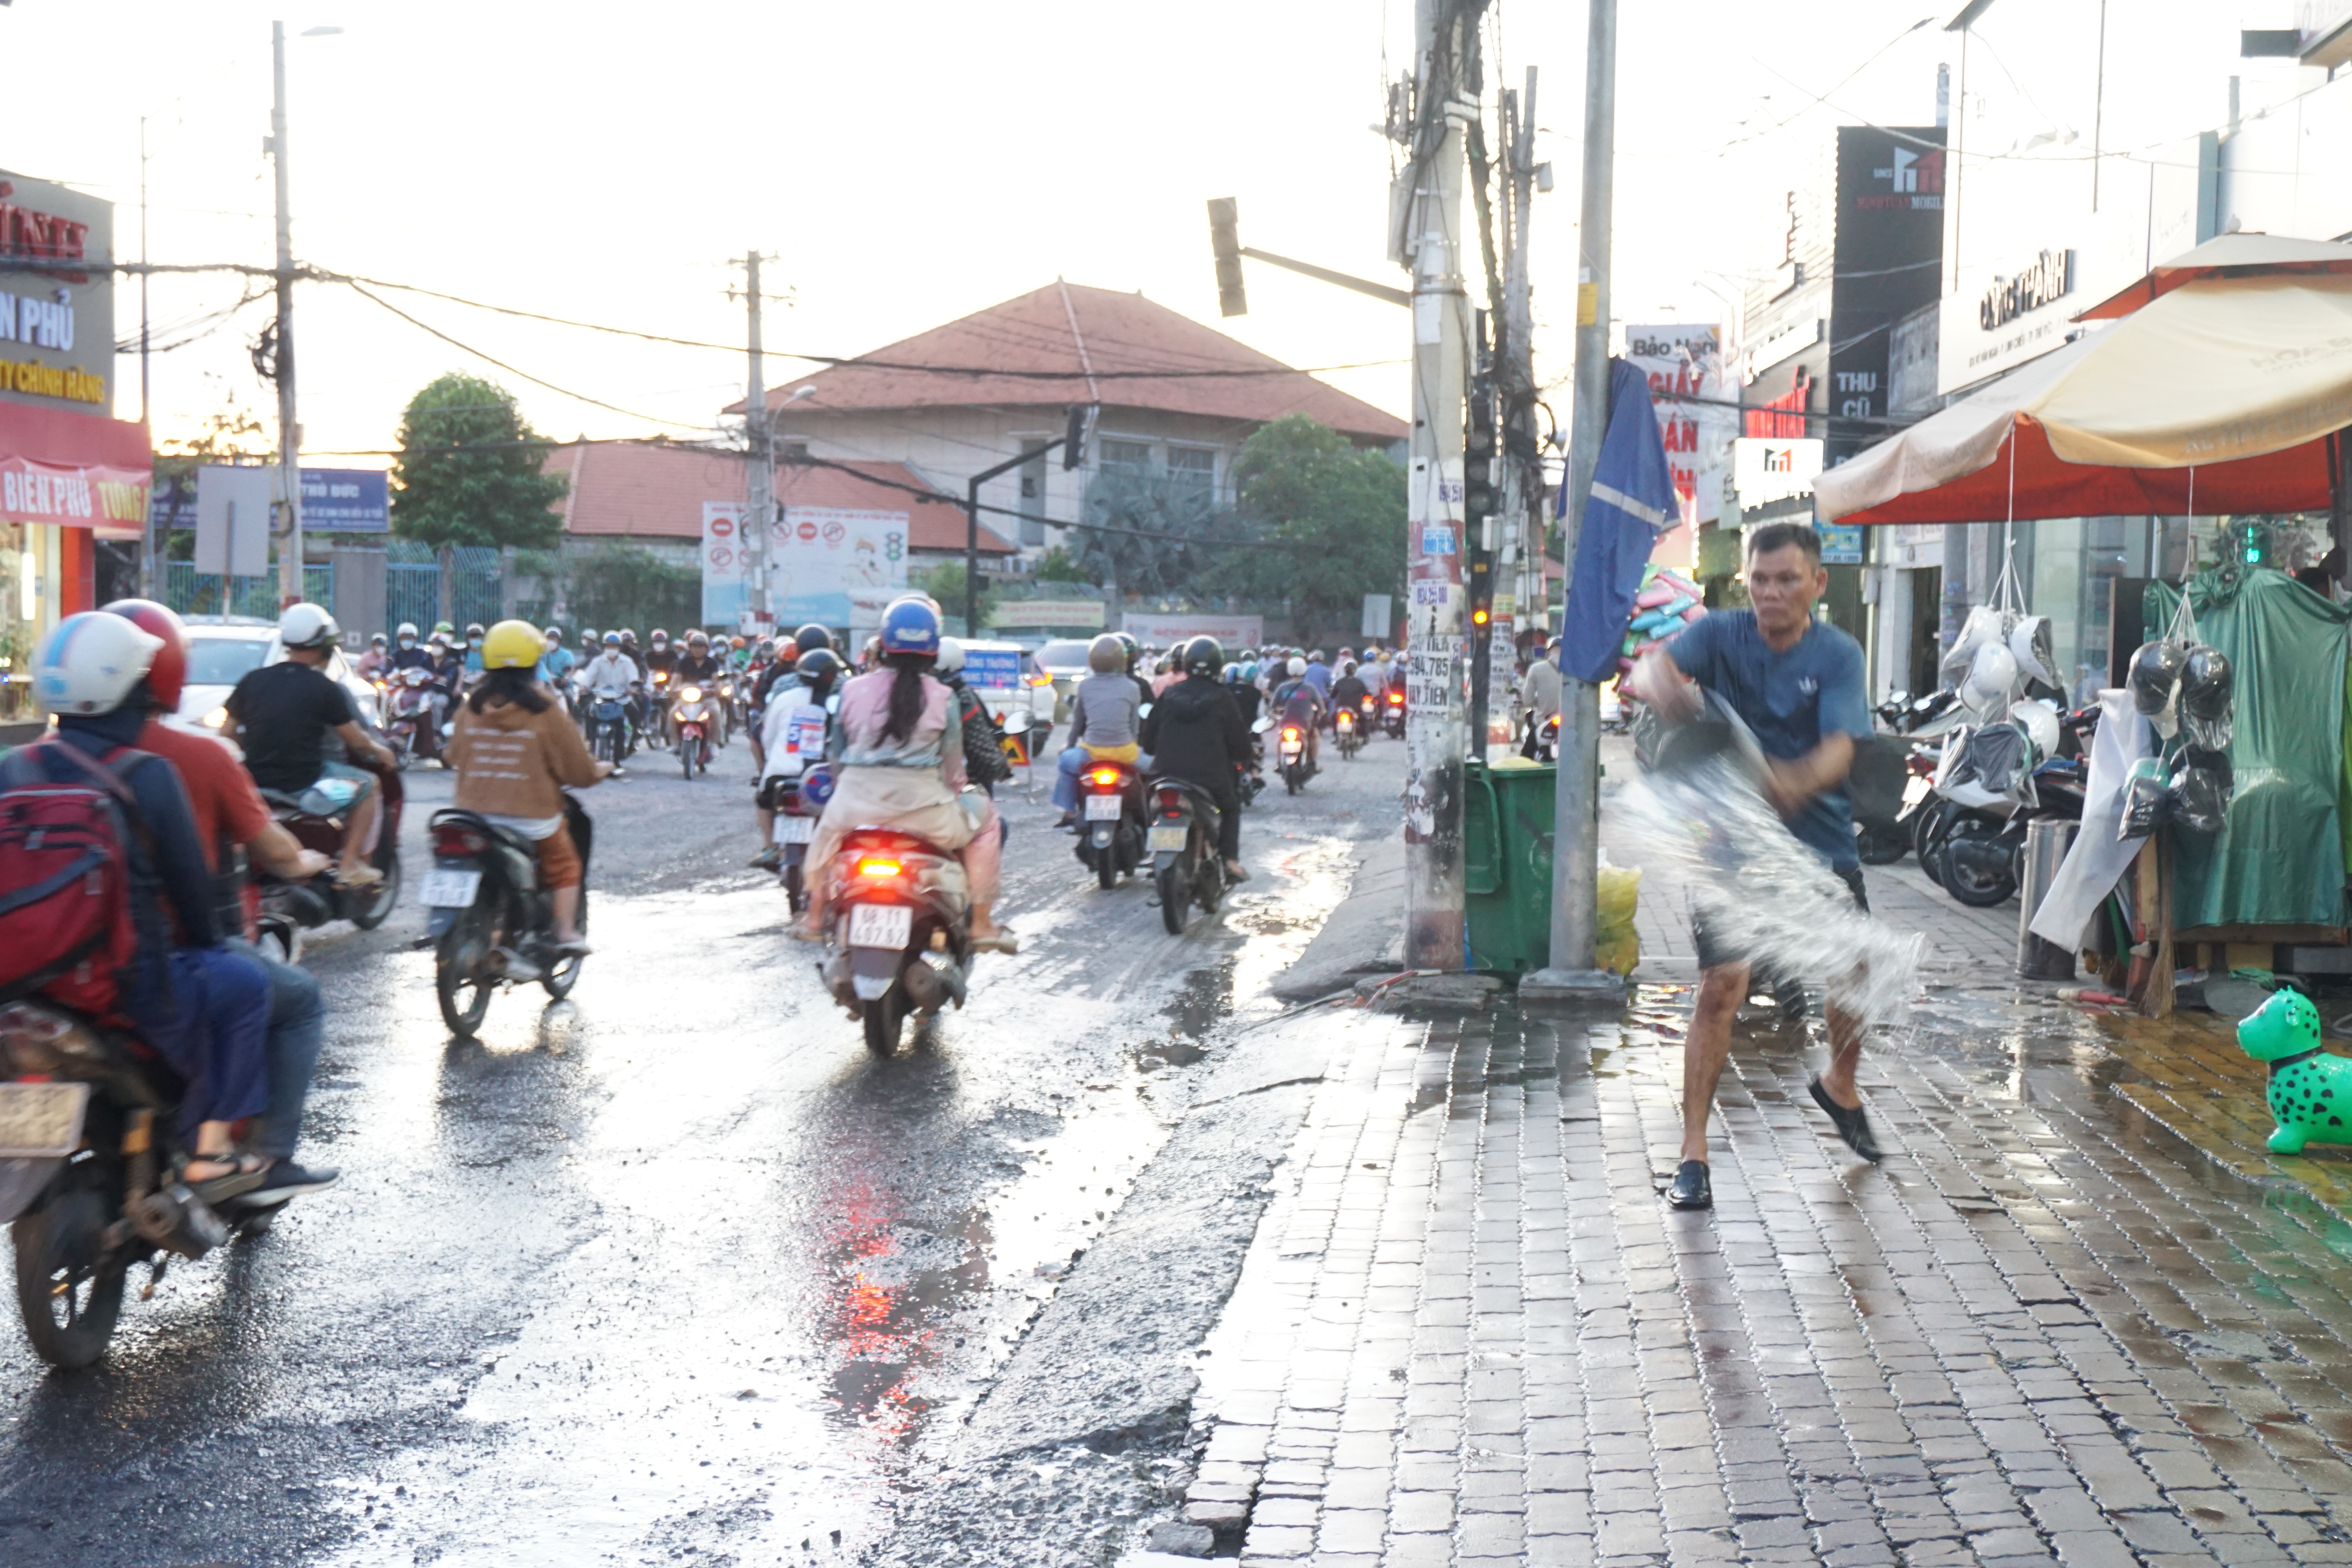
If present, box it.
[1559,359,1676,684]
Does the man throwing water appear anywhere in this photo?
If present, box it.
[1634,523,1879,1211]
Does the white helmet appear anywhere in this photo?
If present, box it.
[279,601,341,651]
[35,611,164,716]
[1287,657,1307,678]
[936,636,965,675]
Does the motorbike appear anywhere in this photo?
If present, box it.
[672,682,719,779]
[1381,684,1406,739]
[1527,713,1561,763]
[1357,693,1379,739]
[253,751,404,958]
[820,827,974,1054]
[1276,719,1311,795]
[712,673,739,746]
[423,795,593,1038]
[385,666,443,768]
[767,762,830,916]
[1073,758,1147,889]
[584,685,636,765]
[1149,777,1230,935]
[1855,744,1938,866]
[0,1000,290,1368]
[1334,704,1364,760]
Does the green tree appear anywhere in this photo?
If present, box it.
[1071,464,1237,608]
[1213,414,1406,650]
[913,559,996,635]
[389,373,568,550]
[1033,545,1094,585]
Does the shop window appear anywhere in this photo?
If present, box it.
[1100,439,1152,479]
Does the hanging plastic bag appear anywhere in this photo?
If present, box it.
[2128,640,2187,739]
[1940,604,2008,688]
[2120,755,2170,839]
[1959,642,2020,719]
[2167,747,2234,834]
[2008,615,2058,688]
[2179,644,2234,751]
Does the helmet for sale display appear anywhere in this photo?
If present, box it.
[2120,755,2170,838]
[795,647,845,684]
[35,611,164,716]
[1183,635,1225,677]
[2008,699,2060,766]
[2168,757,2231,835]
[99,599,189,711]
[1957,641,2017,716]
[880,597,942,656]
[279,601,341,651]
[936,637,965,675]
[2128,640,2189,737]
[2007,615,2057,687]
[794,622,834,654]
[2180,644,2233,721]
[481,619,546,671]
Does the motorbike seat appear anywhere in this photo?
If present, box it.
[256,786,309,813]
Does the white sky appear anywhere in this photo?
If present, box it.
[2,0,2261,465]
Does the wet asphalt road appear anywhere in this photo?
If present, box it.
[0,720,1405,1567]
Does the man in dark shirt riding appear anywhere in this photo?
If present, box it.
[225,603,399,889]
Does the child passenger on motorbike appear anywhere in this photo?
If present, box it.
[796,599,1013,951]
[1051,632,1143,828]
[445,621,612,955]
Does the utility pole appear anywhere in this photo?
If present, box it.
[738,252,774,634]
[1528,0,1623,998]
[138,115,155,598]
[1499,70,1541,659]
[267,20,304,608]
[1399,0,1472,971]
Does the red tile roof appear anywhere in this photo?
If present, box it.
[735,281,1407,444]
[546,442,1014,553]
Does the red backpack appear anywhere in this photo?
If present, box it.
[0,739,151,1021]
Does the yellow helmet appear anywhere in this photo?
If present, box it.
[482,619,546,671]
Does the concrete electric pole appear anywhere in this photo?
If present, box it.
[267,19,305,608]
[738,252,774,633]
[1400,0,1473,971]
[1526,0,1624,1000]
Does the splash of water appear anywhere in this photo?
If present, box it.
[1618,757,1924,1031]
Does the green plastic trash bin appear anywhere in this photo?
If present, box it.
[1463,759,1556,976]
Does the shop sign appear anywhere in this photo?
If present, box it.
[703,501,908,628]
[0,174,113,414]
[1740,316,1821,383]
[1817,523,1864,565]
[1978,248,2074,330]
[300,468,390,532]
[0,454,147,535]
[1623,324,1732,527]
[1121,612,1264,646]
[1732,437,1823,505]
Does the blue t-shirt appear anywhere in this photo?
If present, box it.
[1664,609,1870,869]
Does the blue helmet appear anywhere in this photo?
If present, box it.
[801,762,836,809]
[879,597,941,657]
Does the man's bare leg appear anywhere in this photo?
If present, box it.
[339,791,381,880]
[1682,959,1751,1164]
[1818,1001,1865,1107]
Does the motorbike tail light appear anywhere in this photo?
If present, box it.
[1387,690,1404,704]
[1282,727,1301,740]
[1156,786,1185,811]
[1089,767,1122,787]
[434,824,488,856]
[856,857,904,879]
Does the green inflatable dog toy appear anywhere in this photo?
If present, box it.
[2238,989,2349,1155]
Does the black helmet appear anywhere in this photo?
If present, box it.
[1182,635,1225,677]
[794,622,834,655]
[1114,631,1141,670]
[795,647,845,683]
[2180,644,2233,721]
[2127,640,2187,719]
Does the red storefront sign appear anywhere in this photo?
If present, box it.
[0,402,149,539]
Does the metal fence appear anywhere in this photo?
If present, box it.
[385,541,502,632]
[163,563,334,621]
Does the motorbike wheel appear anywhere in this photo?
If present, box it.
[13,1188,124,1370]
[1158,858,1188,936]
[862,987,907,1055]
[1855,821,1909,867]
[543,889,586,1000]
[350,849,401,930]
[783,863,806,917]
[681,744,695,780]
[1942,836,2018,907]
[436,907,497,1039]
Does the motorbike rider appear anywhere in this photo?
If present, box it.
[1115,632,1153,712]
[1052,632,1144,828]
[1303,649,1334,704]
[936,637,1014,801]
[644,628,677,684]
[103,599,342,1203]
[225,604,399,888]
[578,632,642,772]
[750,645,846,869]
[1139,636,1252,884]
[459,622,488,681]
[796,598,1012,951]
[673,629,724,686]
[1330,659,1370,734]
[390,622,433,675]
[428,628,466,724]
[541,626,576,688]
[12,612,279,1202]
[1224,663,1264,729]
[1270,655,1327,772]
[1519,636,1564,758]
[447,621,612,955]
[355,632,391,681]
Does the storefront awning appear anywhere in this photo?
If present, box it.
[0,402,151,539]
[1817,272,2352,524]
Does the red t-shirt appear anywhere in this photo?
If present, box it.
[138,719,273,873]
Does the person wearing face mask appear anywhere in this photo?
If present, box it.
[355,632,390,681]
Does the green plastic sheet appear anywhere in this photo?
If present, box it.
[2147,566,2349,929]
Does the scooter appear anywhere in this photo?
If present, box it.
[1,1001,288,1368]
[768,762,830,916]
[1148,776,1229,935]
[820,826,973,1055]
[672,682,719,779]
[1276,720,1312,795]
[254,751,404,952]
[385,667,441,767]
[1074,757,1147,889]
[1334,704,1364,760]
[423,794,593,1039]
[584,685,635,765]
[1381,684,1406,739]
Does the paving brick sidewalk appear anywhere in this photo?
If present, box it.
[1170,989,2352,1568]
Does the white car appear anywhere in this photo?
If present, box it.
[172,619,385,737]
[956,639,1056,754]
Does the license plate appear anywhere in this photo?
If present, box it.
[0,1081,89,1159]
[1281,746,1303,762]
[847,903,913,949]
[1148,824,1189,853]
[1084,793,1123,821]
[773,815,816,844]
[419,868,483,908]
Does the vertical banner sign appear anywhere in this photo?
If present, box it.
[1621,325,1732,528]
[701,501,751,626]
[1831,125,1945,463]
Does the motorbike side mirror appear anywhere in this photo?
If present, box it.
[1138,703,1153,720]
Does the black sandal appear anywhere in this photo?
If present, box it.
[180,1152,272,1205]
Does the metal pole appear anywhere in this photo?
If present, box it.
[743,251,772,634]
[1530,0,1622,997]
[1401,0,1470,971]
[139,115,154,599]
[965,443,1064,635]
[269,19,304,607]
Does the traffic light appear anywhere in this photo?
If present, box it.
[1063,404,1088,470]
[1207,197,1248,318]
[1468,554,1494,629]
[1464,311,1497,530]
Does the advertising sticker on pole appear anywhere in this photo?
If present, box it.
[1621,325,1733,529]
[771,507,907,631]
[701,501,751,627]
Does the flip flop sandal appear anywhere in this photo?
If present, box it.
[180,1152,272,1206]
